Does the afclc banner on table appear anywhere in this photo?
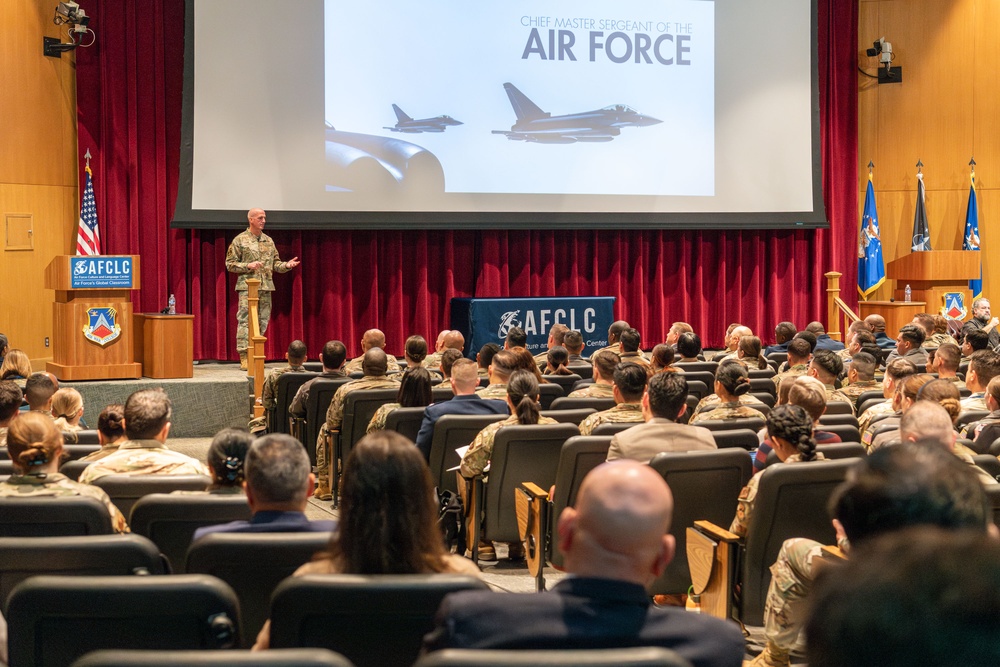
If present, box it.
[451,297,616,358]
[70,256,135,289]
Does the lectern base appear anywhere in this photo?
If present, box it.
[46,362,143,381]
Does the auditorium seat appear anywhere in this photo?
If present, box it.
[542,374,582,396]
[517,435,613,590]
[676,371,715,397]
[428,414,507,494]
[129,493,253,573]
[818,413,859,428]
[537,383,564,409]
[824,401,856,416]
[567,364,593,379]
[854,389,885,411]
[540,408,597,425]
[711,429,759,450]
[956,410,991,432]
[271,372,319,435]
[683,380,709,400]
[62,431,102,445]
[268,574,489,667]
[673,361,718,374]
[414,647,694,667]
[71,648,355,667]
[695,417,766,434]
[0,495,114,537]
[763,443,867,469]
[549,396,615,412]
[300,377,353,464]
[186,532,330,648]
[469,423,580,561]
[687,458,857,624]
[591,421,639,436]
[748,367,776,379]
[748,378,776,397]
[972,455,1000,484]
[60,459,94,481]
[648,449,751,597]
[7,574,241,667]
[749,393,775,410]
[0,534,167,604]
[822,423,862,443]
[91,474,212,519]
[381,406,427,441]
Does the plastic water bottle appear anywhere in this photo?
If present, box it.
[168,294,176,315]
[904,284,911,303]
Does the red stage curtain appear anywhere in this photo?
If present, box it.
[76,0,858,360]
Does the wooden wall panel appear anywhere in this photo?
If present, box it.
[858,0,998,307]
[0,0,78,365]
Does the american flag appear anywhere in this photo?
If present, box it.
[76,165,101,255]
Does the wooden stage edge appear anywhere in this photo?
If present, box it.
[64,363,253,439]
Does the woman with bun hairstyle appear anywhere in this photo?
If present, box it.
[730,404,822,537]
[0,412,128,532]
[80,404,127,462]
[691,359,767,423]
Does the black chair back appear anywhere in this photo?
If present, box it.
[547,436,613,568]
[71,648,354,667]
[711,429,759,450]
[695,417,766,433]
[648,449,752,595]
[129,494,253,574]
[683,380,709,400]
[540,408,597,425]
[431,386,454,403]
[62,431,102,445]
[749,378,777,396]
[381,406,427,441]
[957,410,991,431]
[818,413,859,428]
[765,352,788,366]
[764,443,867,468]
[567,364,593,379]
[985,485,1000,530]
[749,393,775,409]
[483,424,581,543]
[673,361,718,374]
[677,371,715,397]
[591,421,640,436]
[60,459,95,481]
[269,574,489,667]
[428,413,507,493]
[272,372,319,435]
[549,396,615,412]
[0,534,166,605]
[740,458,857,625]
[537,383,564,409]
[0,460,11,475]
[825,401,856,415]
[91,474,212,518]
[186,532,330,648]
[822,423,862,442]
[340,388,400,462]
[973,455,1000,483]
[854,389,886,410]
[0,495,114,537]
[7,574,241,667]
[748,367,776,379]
[414,647,695,667]
[304,378,353,463]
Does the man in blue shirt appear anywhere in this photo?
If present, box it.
[194,433,335,540]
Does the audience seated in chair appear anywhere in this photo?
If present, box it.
[0,412,127,532]
[254,430,480,650]
[568,350,619,399]
[175,428,253,496]
[963,375,1000,451]
[0,380,22,447]
[838,351,880,404]
[771,337,812,393]
[415,359,508,461]
[927,342,966,390]
[23,372,57,417]
[579,363,646,435]
[367,366,433,434]
[764,322,797,357]
[51,387,85,433]
[424,330,465,371]
[806,528,1000,667]
[753,377,842,474]
[691,360,765,423]
[607,372,715,463]
[79,389,208,484]
[674,332,703,364]
[0,348,31,387]
[289,340,348,419]
[80,404,127,462]
[737,336,768,371]
[960,349,1000,414]
[423,460,745,667]
[194,434,335,541]
[857,358,918,435]
[749,439,992,667]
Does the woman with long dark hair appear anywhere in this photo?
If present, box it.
[367,366,434,433]
[253,430,480,649]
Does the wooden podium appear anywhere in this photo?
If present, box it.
[885,250,980,316]
[44,255,143,381]
[133,313,194,379]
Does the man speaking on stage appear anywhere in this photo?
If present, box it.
[225,208,300,369]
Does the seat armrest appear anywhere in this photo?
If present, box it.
[692,519,741,543]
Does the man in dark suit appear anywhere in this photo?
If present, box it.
[805,321,846,352]
[414,359,508,460]
[422,460,745,667]
[193,434,335,540]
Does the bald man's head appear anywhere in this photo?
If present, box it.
[361,347,388,377]
[442,330,465,351]
[558,461,675,587]
[900,401,957,450]
[361,329,386,351]
[865,314,887,333]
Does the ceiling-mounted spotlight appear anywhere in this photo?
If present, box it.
[44,1,95,58]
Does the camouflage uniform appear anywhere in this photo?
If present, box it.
[0,472,129,533]
[262,364,308,411]
[961,393,989,413]
[857,399,893,435]
[568,383,614,399]
[619,352,652,372]
[940,376,968,391]
[926,332,959,349]
[460,414,559,478]
[772,364,809,392]
[315,375,401,496]
[79,444,122,462]
[423,352,443,370]
[864,414,900,452]
[692,401,766,424]
[343,354,401,376]
[960,409,1000,442]
[289,369,348,418]
[225,228,294,353]
[823,384,856,413]
[954,442,1000,486]
[578,403,643,436]
[839,379,880,404]
[730,452,823,537]
[78,440,209,484]
[475,383,509,400]
[758,537,830,658]
[0,425,6,447]
[694,393,764,416]
[366,402,401,434]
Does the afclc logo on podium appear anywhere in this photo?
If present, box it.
[71,256,133,289]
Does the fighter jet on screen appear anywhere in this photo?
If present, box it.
[383,104,463,133]
[492,82,662,144]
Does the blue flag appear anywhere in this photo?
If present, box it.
[911,174,932,251]
[963,177,982,299]
[858,178,885,299]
